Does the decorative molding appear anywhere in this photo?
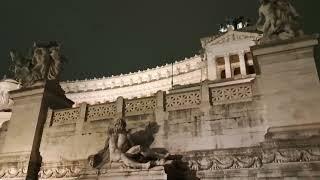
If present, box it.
[37,161,87,179]
[187,155,262,171]
[201,31,261,47]
[0,166,28,179]
[262,147,320,164]
[184,146,320,171]
[38,166,82,179]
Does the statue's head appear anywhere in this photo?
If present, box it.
[33,41,60,62]
[112,118,127,134]
[50,47,61,62]
[33,43,50,63]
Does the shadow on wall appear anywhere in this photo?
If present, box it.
[129,122,200,180]
[315,46,320,79]
[129,121,164,152]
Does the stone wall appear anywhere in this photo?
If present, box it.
[38,77,265,164]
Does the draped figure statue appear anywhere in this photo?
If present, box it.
[9,42,66,87]
[256,0,303,43]
[88,118,172,170]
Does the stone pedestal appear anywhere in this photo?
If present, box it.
[251,36,320,128]
[0,81,73,179]
[83,166,168,180]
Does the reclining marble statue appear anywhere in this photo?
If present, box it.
[88,118,173,170]
[256,0,304,43]
[9,41,65,87]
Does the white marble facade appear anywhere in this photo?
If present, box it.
[0,79,19,126]
[0,30,262,120]
[61,30,261,106]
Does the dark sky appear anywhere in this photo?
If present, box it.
[0,0,319,81]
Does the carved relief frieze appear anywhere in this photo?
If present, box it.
[38,166,82,179]
[0,166,28,179]
[183,146,320,172]
[262,147,320,164]
[38,161,86,179]
[185,155,262,171]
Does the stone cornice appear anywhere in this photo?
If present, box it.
[201,30,262,48]
[61,55,202,94]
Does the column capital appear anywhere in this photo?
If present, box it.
[224,53,232,78]
[238,50,247,76]
[223,53,230,58]
[238,50,246,56]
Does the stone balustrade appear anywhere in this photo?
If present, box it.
[210,82,253,105]
[87,102,117,121]
[47,78,254,127]
[49,107,80,126]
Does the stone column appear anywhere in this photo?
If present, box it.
[0,81,73,179]
[239,51,247,76]
[116,96,124,119]
[224,53,232,78]
[200,81,211,118]
[76,102,87,134]
[153,91,168,148]
[207,53,218,81]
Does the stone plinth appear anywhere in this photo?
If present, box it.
[0,81,73,179]
[83,166,168,180]
[251,35,320,128]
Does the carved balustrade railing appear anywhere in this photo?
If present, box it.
[51,108,80,126]
[210,82,253,105]
[87,102,117,121]
[166,90,201,111]
[125,97,156,116]
[47,80,255,126]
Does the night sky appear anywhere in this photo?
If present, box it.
[0,0,319,81]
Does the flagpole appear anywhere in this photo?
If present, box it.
[171,63,174,89]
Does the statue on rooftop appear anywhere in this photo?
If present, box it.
[88,118,173,170]
[9,41,66,87]
[256,0,303,43]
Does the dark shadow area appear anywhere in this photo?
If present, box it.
[166,158,200,180]
[130,122,199,180]
[130,121,160,149]
[315,45,320,80]
[0,120,9,133]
